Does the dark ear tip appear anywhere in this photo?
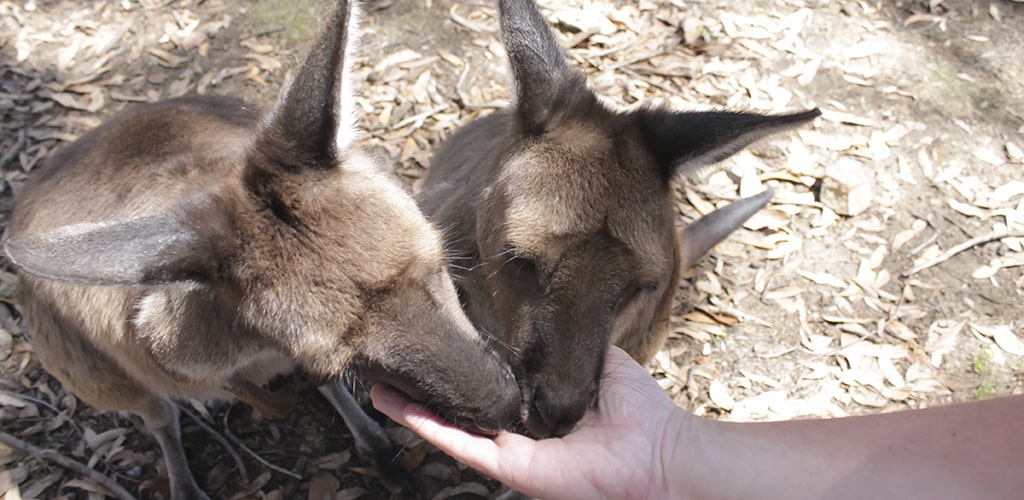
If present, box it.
[789,108,822,123]
[748,187,775,212]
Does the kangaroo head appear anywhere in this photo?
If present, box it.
[4,1,518,434]
[458,0,820,437]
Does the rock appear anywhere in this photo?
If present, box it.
[1006,141,1023,163]
[550,9,617,35]
[819,158,872,216]
[682,16,704,46]
[0,327,11,361]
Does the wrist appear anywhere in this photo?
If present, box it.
[655,407,710,499]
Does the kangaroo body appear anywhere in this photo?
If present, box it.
[419,0,818,438]
[6,3,519,498]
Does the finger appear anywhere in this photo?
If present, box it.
[604,345,650,378]
[398,401,509,474]
[370,383,414,426]
[370,384,525,480]
[600,346,677,413]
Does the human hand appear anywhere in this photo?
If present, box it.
[370,346,688,500]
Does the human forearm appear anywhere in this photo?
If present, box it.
[669,395,1024,499]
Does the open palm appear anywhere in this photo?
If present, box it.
[371,346,683,500]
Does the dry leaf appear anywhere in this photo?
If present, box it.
[684,187,716,215]
[820,314,874,324]
[797,270,847,288]
[307,474,339,500]
[849,386,888,407]
[948,199,988,219]
[973,254,1024,279]
[989,326,1024,356]
[337,487,367,500]
[63,478,115,497]
[1007,142,1024,162]
[399,440,430,472]
[738,370,782,388]
[682,310,719,325]
[972,147,1006,166]
[19,470,62,499]
[146,47,187,67]
[885,320,917,341]
[763,286,805,300]
[801,333,833,353]
[0,466,29,497]
[709,379,736,410]
[314,451,351,470]
[877,356,906,388]
[729,391,788,421]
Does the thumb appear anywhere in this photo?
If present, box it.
[598,346,677,415]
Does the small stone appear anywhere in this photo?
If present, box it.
[145,66,166,85]
[0,327,11,361]
[1006,141,1023,162]
[682,16,704,46]
[819,158,873,216]
[550,9,617,35]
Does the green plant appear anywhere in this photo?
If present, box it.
[252,0,321,46]
[975,379,997,400]
[973,348,993,375]
[930,64,985,105]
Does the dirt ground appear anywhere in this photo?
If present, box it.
[1,0,1022,499]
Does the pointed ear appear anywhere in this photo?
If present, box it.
[639,108,821,177]
[4,196,234,286]
[259,0,358,167]
[498,0,589,133]
[679,188,774,270]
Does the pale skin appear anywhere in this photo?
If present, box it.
[371,346,1024,500]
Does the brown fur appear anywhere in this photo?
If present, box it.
[418,0,818,438]
[5,2,518,498]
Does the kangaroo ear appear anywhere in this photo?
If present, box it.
[679,188,775,271]
[498,0,589,133]
[639,109,821,177]
[4,196,234,286]
[259,0,358,167]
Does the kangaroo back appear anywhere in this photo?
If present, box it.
[418,0,818,438]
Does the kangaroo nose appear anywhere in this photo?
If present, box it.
[524,384,591,438]
[465,368,521,435]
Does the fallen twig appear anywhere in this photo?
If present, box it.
[904,231,1024,276]
[0,128,28,171]
[178,404,250,483]
[221,405,302,480]
[0,389,81,435]
[448,4,488,33]
[0,430,138,500]
[244,25,286,40]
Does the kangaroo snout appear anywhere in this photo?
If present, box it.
[522,381,594,438]
[455,367,520,435]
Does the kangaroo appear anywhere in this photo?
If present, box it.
[3,1,519,498]
[417,0,819,438]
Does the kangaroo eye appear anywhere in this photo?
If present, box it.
[503,245,536,272]
[510,256,537,275]
[502,245,545,290]
[640,281,660,294]
[619,281,659,310]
